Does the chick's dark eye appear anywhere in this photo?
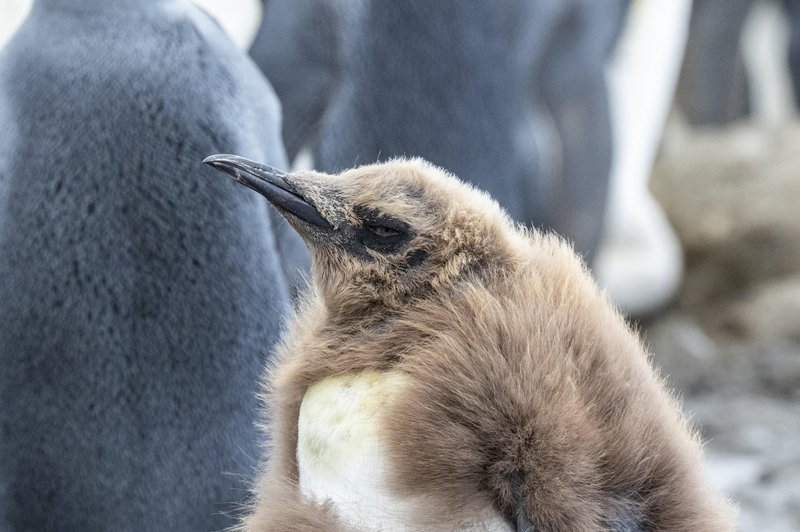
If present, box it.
[367,225,402,238]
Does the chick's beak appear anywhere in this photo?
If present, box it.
[203,154,331,229]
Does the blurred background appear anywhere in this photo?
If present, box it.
[1,0,798,530]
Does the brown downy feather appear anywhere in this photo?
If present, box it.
[235,158,735,531]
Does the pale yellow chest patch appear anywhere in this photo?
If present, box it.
[296,371,513,532]
[297,371,410,477]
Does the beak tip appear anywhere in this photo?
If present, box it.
[202,154,227,168]
[200,153,329,229]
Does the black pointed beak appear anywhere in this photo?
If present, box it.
[203,154,331,229]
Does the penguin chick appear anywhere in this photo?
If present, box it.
[204,155,735,532]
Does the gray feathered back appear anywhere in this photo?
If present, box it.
[0,1,305,529]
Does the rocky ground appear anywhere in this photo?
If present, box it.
[646,121,800,531]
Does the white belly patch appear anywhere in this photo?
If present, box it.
[296,371,512,532]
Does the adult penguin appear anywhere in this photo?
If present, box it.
[311,0,628,262]
[0,0,306,530]
[248,0,342,162]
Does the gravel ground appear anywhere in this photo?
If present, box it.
[646,121,800,531]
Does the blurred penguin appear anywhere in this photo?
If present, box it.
[676,0,755,126]
[595,0,692,317]
[249,0,342,162]
[206,154,735,532]
[0,0,306,530]
[304,0,628,262]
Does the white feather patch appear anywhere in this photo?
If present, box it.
[297,371,513,531]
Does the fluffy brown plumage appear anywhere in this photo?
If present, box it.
[205,156,735,531]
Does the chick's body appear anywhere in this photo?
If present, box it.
[204,156,734,531]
